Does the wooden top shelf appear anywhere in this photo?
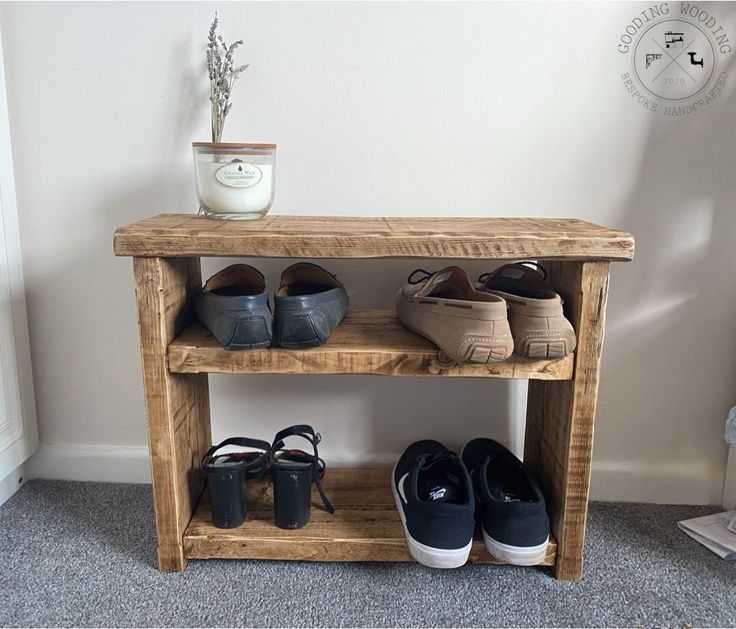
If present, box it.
[168,309,573,380]
[114,213,634,260]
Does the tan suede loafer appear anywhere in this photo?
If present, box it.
[396,266,514,364]
[478,262,576,359]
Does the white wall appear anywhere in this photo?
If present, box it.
[2,1,735,504]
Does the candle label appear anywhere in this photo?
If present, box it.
[215,162,263,188]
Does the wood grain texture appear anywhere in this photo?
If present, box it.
[120,214,630,578]
[184,468,557,565]
[524,261,610,581]
[133,257,212,572]
[114,214,635,260]
[168,310,573,380]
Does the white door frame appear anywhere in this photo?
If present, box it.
[0,25,39,491]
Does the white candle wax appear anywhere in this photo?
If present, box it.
[196,160,274,216]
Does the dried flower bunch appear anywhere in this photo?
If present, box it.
[207,13,249,143]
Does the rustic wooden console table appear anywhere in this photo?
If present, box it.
[114,214,634,581]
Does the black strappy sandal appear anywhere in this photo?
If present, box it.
[269,424,335,529]
[202,437,271,528]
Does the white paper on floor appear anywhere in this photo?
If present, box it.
[678,510,736,560]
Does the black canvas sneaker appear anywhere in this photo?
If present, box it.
[392,440,475,568]
[462,438,550,565]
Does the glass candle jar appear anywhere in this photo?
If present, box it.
[193,143,277,220]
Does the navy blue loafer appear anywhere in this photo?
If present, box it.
[273,263,349,348]
[194,264,273,350]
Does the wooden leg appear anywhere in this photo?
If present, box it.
[133,257,212,572]
[525,261,610,581]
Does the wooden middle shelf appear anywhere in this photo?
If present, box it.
[168,309,574,380]
[184,467,557,565]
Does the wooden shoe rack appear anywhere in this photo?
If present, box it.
[114,214,634,581]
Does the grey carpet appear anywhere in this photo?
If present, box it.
[0,481,733,628]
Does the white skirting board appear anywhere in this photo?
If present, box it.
[0,464,26,506]
[26,444,726,505]
[589,460,725,506]
[28,445,153,484]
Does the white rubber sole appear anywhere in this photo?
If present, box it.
[390,462,472,569]
[482,528,549,566]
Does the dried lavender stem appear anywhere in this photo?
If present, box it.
[206,13,247,143]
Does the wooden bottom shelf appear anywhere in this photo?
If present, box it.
[184,467,557,566]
